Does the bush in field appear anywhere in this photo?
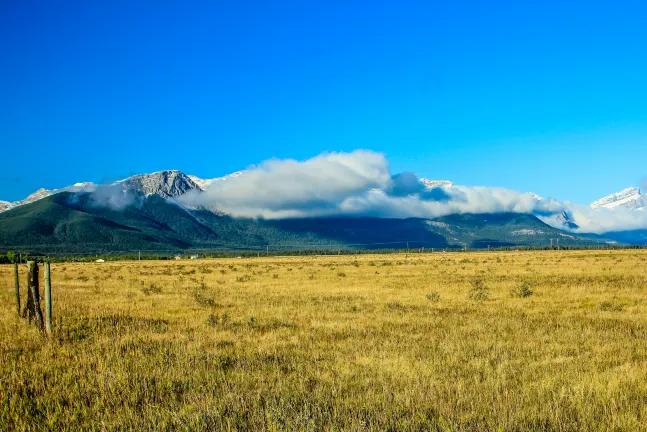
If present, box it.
[426,291,440,302]
[194,291,216,308]
[141,283,162,295]
[599,301,623,312]
[207,313,230,327]
[510,281,533,298]
[468,278,489,301]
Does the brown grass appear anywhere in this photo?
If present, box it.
[1,250,647,430]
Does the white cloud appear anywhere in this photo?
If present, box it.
[177,150,568,221]
[88,185,143,211]
[556,204,647,234]
[68,149,643,235]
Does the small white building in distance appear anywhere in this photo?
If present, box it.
[190,255,199,260]
[174,256,181,260]
[95,259,105,263]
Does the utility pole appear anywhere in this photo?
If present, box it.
[550,239,553,249]
[557,238,560,250]
[138,250,141,261]
[266,245,269,256]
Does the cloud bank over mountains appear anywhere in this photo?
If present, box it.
[178,150,564,220]
[546,204,647,234]
[4,149,646,235]
[176,150,647,234]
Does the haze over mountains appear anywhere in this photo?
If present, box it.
[1,151,646,251]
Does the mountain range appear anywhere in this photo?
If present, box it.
[0,169,642,253]
[4,170,643,214]
[590,187,647,211]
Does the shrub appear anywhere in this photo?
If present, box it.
[236,274,251,283]
[386,301,408,311]
[141,283,162,295]
[426,291,440,302]
[599,301,623,312]
[207,313,230,327]
[468,278,489,301]
[510,281,533,298]
[194,291,215,308]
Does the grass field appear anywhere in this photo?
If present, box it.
[2,250,647,430]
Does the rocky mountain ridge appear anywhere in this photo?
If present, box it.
[590,187,646,211]
[0,170,453,213]
[115,170,201,198]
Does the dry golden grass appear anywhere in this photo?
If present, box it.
[2,250,647,430]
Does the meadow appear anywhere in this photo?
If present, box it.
[1,250,647,431]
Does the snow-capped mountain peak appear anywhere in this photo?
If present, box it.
[17,188,55,205]
[420,179,453,189]
[115,170,201,198]
[189,170,248,190]
[590,187,646,210]
[527,192,543,201]
[187,175,212,190]
[0,169,253,213]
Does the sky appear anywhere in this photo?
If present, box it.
[1,0,646,203]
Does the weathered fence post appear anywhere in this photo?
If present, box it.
[25,261,44,330]
[44,262,52,335]
[14,262,20,315]
[23,264,34,323]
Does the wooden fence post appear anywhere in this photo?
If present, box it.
[14,262,20,315]
[44,262,52,335]
[23,263,34,323]
[25,261,44,331]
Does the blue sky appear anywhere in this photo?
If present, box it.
[1,0,646,203]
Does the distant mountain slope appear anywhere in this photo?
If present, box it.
[1,169,642,248]
[265,217,450,249]
[427,213,601,247]
[0,191,610,253]
[600,229,647,245]
[0,193,180,250]
[14,188,55,206]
